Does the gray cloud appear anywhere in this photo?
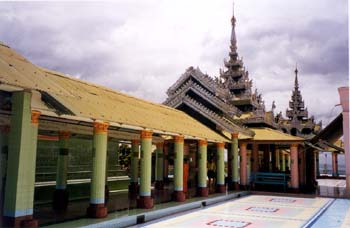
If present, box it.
[0,0,347,125]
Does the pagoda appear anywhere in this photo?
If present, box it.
[219,6,260,113]
[276,67,321,138]
[164,2,277,136]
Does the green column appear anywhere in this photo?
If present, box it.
[155,142,164,189]
[56,132,70,190]
[198,140,207,188]
[231,133,239,185]
[216,142,225,193]
[4,91,40,224]
[130,140,140,184]
[0,126,9,219]
[137,130,154,208]
[275,149,280,170]
[174,136,184,192]
[139,131,152,196]
[281,153,286,172]
[53,131,70,210]
[87,121,109,218]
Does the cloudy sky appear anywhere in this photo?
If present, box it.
[0,0,348,125]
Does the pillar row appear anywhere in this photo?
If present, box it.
[197,140,208,197]
[240,142,248,188]
[281,152,286,172]
[155,142,164,190]
[87,122,109,218]
[338,87,349,191]
[290,144,299,190]
[216,142,225,193]
[332,152,339,177]
[252,143,259,173]
[137,130,154,209]
[172,135,185,202]
[53,131,70,211]
[3,91,40,228]
[129,139,140,193]
[230,133,239,190]
[0,125,10,220]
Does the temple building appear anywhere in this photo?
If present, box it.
[276,67,322,138]
[2,1,345,227]
[165,2,312,193]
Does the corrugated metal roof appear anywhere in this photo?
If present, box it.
[0,43,229,142]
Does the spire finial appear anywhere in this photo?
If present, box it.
[294,63,299,88]
[230,1,238,56]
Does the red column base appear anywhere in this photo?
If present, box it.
[239,185,249,190]
[228,182,240,190]
[137,196,154,209]
[289,188,300,193]
[52,189,69,211]
[86,203,108,218]
[154,180,164,190]
[216,184,226,193]
[105,185,109,205]
[128,182,139,193]
[197,187,208,197]
[3,215,38,228]
[172,190,186,202]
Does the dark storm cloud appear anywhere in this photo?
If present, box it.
[0,0,347,125]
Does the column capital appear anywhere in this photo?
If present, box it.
[58,131,70,140]
[31,110,41,124]
[93,121,109,133]
[217,142,225,149]
[141,130,153,139]
[290,143,298,148]
[231,132,239,139]
[174,135,184,143]
[131,139,140,144]
[239,142,247,147]
[156,142,164,148]
[198,140,208,146]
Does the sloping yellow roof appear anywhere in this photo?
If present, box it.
[249,127,304,142]
[0,43,229,142]
[222,130,252,140]
[327,139,344,152]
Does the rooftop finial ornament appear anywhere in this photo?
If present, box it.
[294,63,299,88]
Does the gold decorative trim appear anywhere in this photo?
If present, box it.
[199,140,208,146]
[141,130,153,139]
[290,143,298,148]
[217,142,225,148]
[156,142,164,148]
[131,139,140,144]
[31,110,41,124]
[231,132,239,139]
[93,122,109,133]
[240,142,248,148]
[174,135,184,143]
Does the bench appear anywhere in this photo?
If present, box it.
[251,172,289,192]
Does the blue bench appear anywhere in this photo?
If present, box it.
[251,172,289,192]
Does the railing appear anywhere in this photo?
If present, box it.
[251,172,290,192]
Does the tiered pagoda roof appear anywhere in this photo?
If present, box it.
[164,2,279,137]
[276,68,321,138]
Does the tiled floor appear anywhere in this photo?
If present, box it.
[139,195,332,228]
[310,199,350,228]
